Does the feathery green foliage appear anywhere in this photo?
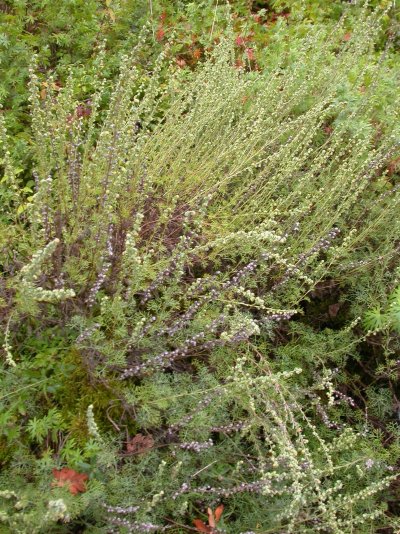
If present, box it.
[1,2,400,533]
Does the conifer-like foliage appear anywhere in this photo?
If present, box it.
[1,2,400,533]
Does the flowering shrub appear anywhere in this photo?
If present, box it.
[0,3,400,532]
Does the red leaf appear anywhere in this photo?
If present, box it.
[214,504,224,523]
[52,468,88,495]
[343,32,351,41]
[193,519,211,533]
[156,27,165,42]
[245,48,255,61]
[235,35,246,46]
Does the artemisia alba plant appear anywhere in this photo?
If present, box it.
[0,3,399,533]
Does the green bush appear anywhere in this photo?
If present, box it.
[1,2,400,533]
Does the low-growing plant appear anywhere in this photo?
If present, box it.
[1,3,400,532]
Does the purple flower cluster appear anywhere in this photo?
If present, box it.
[121,249,299,380]
[197,480,270,497]
[264,310,296,322]
[271,227,340,291]
[159,295,211,337]
[140,208,205,305]
[333,390,356,408]
[179,439,213,452]
[86,224,114,307]
[67,139,82,206]
[104,504,140,514]
[108,517,170,532]
[210,421,247,434]
[222,260,258,291]
[140,247,189,304]
[34,171,53,241]
[315,403,342,430]
[172,482,191,500]
[160,259,259,338]
[172,474,278,500]
[380,182,400,200]
[167,394,215,436]
[76,322,100,344]
[120,315,226,379]
[186,273,221,298]
[298,227,341,263]
[125,316,157,351]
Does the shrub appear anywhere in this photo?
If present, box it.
[1,4,400,532]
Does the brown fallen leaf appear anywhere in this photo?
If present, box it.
[328,303,341,318]
[126,433,154,455]
[52,467,88,495]
[194,504,224,533]
[388,157,400,176]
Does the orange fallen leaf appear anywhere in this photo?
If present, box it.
[193,519,211,533]
[207,508,216,528]
[214,504,224,523]
[192,48,202,60]
[194,504,224,532]
[52,467,88,495]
